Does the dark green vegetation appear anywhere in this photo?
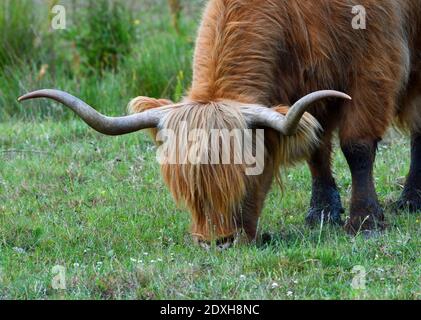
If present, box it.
[0,0,198,120]
[0,0,419,299]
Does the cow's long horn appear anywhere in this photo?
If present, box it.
[242,90,351,135]
[18,89,169,135]
[282,90,351,135]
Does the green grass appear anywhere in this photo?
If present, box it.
[0,121,419,299]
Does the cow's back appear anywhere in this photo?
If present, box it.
[190,0,417,107]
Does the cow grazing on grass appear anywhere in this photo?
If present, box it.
[19,0,421,246]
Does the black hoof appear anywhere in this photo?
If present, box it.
[345,206,386,236]
[393,196,421,213]
[307,180,344,227]
[257,232,274,246]
[306,206,345,226]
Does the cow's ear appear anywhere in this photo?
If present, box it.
[128,96,173,114]
[270,105,289,116]
[127,97,173,142]
[271,104,322,166]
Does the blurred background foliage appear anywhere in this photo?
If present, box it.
[0,0,205,120]
[66,0,136,74]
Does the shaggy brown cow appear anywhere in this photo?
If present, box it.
[19,0,421,246]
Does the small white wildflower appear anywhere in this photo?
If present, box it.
[73,263,80,268]
[240,275,246,280]
[287,291,293,296]
[271,282,279,289]
[13,247,26,254]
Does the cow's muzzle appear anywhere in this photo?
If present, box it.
[196,235,238,251]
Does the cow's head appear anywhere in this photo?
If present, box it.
[18,90,350,248]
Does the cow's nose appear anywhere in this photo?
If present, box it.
[198,235,236,251]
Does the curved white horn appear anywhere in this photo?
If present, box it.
[18,89,170,136]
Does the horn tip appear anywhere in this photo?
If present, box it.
[18,92,35,102]
[18,92,42,102]
[17,95,28,103]
[332,91,352,101]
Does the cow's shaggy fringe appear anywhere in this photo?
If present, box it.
[161,102,249,240]
[129,98,320,240]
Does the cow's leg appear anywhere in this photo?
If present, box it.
[341,139,385,234]
[239,151,276,242]
[395,132,421,212]
[306,130,344,226]
[240,176,274,242]
[238,201,261,242]
[337,52,403,234]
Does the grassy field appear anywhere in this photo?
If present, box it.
[0,121,419,299]
[0,0,420,300]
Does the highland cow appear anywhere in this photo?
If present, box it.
[19,0,421,246]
